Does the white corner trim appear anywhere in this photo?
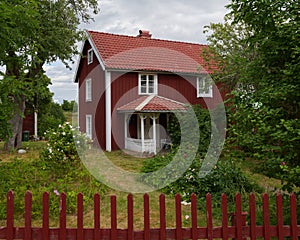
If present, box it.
[105,71,112,152]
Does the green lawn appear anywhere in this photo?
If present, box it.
[0,141,284,228]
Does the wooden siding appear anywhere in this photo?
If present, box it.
[111,72,139,150]
[77,41,106,150]
[22,108,34,137]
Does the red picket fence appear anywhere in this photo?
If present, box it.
[0,191,299,240]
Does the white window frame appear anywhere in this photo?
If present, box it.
[85,78,92,102]
[86,115,92,139]
[197,76,213,98]
[138,74,158,95]
[87,48,93,65]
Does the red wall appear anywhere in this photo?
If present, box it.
[23,109,34,137]
[78,48,226,151]
[78,41,106,150]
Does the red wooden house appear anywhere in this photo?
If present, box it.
[74,30,224,154]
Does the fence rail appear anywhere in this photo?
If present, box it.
[0,191,299,239]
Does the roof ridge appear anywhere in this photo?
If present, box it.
[135,95,155,111]
[86,30,207,47]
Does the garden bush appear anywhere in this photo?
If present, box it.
[0,124,106,220]
[141,150,260,203]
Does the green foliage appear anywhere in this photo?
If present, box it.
[141,149,260,206]
[40,122,90,166]
[0,0,99,149]
[61,100,78,112]
[167,105,211,156]
[38,101,66,136]
[203,0,300,194]
[0,157,106,220]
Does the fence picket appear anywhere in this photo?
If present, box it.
[175,194,182,240]
[290,193,297,240]
[206,193,213,240]
[276,193,284,240]
[128,194,134,240]
[111,195,117,240]
[77,193,84,240]
[24,191,32,240]
[59,192,67,240]
[6,191,14,240]
[235,193,243,240]
[221,194,228,240]
[249,193,256,240]
[93,193,101,239]
[159,194,166,240]
[42,192,49,240]
[144,194,150,240]
[191,193,197,240]
[263,193,271,240]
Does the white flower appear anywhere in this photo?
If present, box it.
[48,148,52,154]
[185,215,190,220]
[62,132,66,136]
[181,201,191,206]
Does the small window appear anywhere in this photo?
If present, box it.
[197,76,213,98]
[86,115,92,139]
[138,74,157,95]
[87,49,93,64]
[86,78,92,102]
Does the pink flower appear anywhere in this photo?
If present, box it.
[280,162,286,166]
[53,190,60,196]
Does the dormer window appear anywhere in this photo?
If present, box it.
[138,74,157,95]
[87,48,93,64]
[197,76,213,98]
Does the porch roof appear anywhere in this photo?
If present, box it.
[117,95,187,113]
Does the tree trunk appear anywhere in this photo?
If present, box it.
[4,96,26,151]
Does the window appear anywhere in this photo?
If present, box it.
[138,74,157,95]
[86,78,92,102]
[86,115,92,139]
[197,76,213,98]
[87,49,93,64]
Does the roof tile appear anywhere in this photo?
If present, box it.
[88,31,216,74]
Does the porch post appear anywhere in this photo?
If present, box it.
[124,113,128,149]
[140,114,145,152]
[151,114,159,154]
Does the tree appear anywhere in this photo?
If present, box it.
[203,0,300,192]
[38,101,66,136]
[0,0,98,150]
[61,99,77,112]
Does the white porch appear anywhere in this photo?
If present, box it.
[124,113,161,154]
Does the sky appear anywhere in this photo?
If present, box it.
[46,0,230,103]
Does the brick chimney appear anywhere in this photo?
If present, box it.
[137,30,152,38]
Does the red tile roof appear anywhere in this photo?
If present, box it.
[87,30,215,74]
[117,95,187,112]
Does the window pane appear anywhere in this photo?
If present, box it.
[148,75,154,81]
[141,75,147,80]
[148,79,154,86]
[141,86,147,93]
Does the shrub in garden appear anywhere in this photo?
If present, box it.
[40,122,90,167]
[0,124,106,220]
[141,150,260,202]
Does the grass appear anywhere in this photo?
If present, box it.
[0,142,208,229]
[0,141,284,229]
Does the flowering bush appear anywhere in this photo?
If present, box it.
[40,122,91,165]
